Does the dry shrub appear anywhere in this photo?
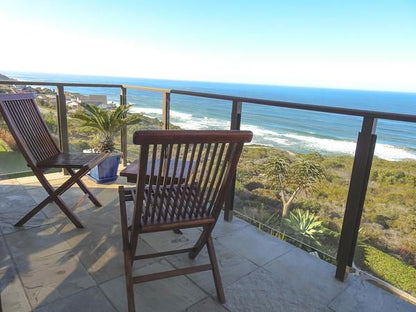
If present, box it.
[0,128,17,151]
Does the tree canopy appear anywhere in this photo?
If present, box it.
[263,156,325,217]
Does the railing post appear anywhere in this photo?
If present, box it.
[336,117,377,281]
[120,87,128,166]
[224,100,242,222]
[56,85,69,175]
[162,92,171,130]
[56,85,69,153]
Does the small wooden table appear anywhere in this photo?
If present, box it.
[120,159,191,183]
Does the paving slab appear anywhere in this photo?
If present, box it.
[100,259,207,312]
[4,225,71,259]
[16,172,64,186]
[211,213,251,238]
[0,266,31,312]
[263,247,349,309]
[54,208,122,248]
[33,286,116,312]
[223,267,332,312]
[220,224,295,266]
[0,235,12,270]
[0,178,19,186]
[0,188,37,212]
[167,238,258,295]
[0,182,63,235]
[139,227,201,252]
[328,278,416,312]
[0,179,26,196]
[186,296,228,312]
[0,210,51,235]
[71,236,156,284]
[29,188,99,220]
[14,250,96,308]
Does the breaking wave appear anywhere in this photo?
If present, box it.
[130,105,416,161]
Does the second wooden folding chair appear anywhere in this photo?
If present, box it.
[0,93,109,228]
[119,129,252,311]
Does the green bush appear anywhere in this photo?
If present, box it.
[355,244,416,296]
[294,199,322,214]
[244,181,265,191]
[0,140,6,152]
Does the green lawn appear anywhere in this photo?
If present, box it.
[0,151,31,176]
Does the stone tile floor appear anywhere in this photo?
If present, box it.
[0,173,415,311]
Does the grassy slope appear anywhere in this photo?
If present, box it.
[356,244,416,295]
[235,145,416,296]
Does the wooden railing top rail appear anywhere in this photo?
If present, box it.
[1,79,415,123]
[169,89,416,123]
[0,80,122,88]
[123,85,171,93]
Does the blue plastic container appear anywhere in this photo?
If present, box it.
[88,154,121,184]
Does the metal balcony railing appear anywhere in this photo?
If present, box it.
[1,79,415,287]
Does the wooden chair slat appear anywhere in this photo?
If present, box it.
[207,143,234,215]
[185,143,204,218]
[168,144,182,221]
[201,142,227,216]
[160,144,173,221]
[171,144,189,219]
[177,143,197,219]
[193,143,216,216]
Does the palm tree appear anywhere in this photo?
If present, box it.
[72,103,142,152]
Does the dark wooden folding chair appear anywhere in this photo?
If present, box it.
[118,129,252,311]
[0,93,109,228]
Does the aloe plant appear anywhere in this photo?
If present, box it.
[72,103,141,152]
[284,209,324,244]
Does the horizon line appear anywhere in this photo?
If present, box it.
[1,69,416,94]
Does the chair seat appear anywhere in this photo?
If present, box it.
[37,152,108,169]
[120,158,192,183]
[124,186,216,233]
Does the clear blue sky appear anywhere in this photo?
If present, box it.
[0,0,415,91]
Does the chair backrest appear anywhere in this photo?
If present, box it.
[132,130,252,228]
[0,93,60,167]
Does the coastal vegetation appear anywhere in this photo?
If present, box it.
[235,145,416,295]
[263,155,325,218]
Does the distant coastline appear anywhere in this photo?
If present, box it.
[2,71,416,161]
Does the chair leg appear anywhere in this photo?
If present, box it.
[15,198,50,227]
[53,196,84,228]
[189,225,213,259]
[15,170,85,228]
[119,187,136,311]
[15,194,83,228]
[206,235,225,304]
[124,249,136,312]
[68,168,102,207]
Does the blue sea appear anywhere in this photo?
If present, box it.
[4,71,416,161]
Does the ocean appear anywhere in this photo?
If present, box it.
[4,71,416,161]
